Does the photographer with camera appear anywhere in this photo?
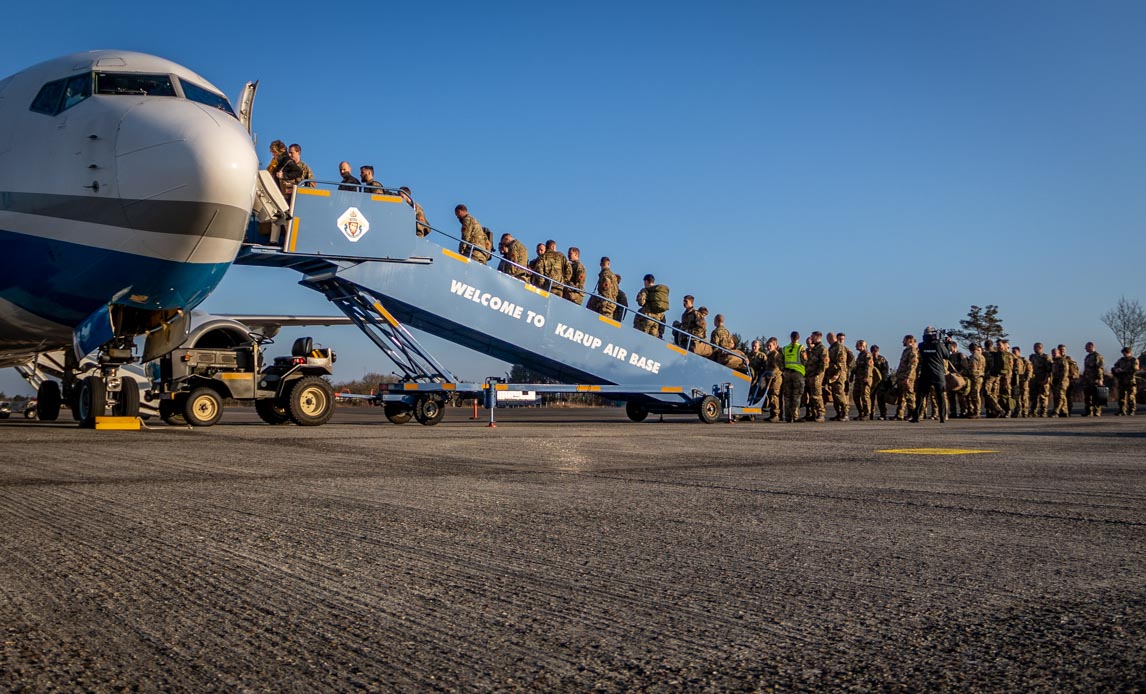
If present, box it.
[912,327,950,423]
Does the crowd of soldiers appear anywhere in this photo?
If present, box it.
[743,331,1141,423]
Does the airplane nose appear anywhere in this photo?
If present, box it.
[114,99,258,259]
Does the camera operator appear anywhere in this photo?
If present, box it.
[912,326,950,423]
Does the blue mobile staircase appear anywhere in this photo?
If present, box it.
[236,183,764,423]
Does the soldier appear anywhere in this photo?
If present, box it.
[690,307,712,356]
[1029,342,1053,417]
[673,296,698,348]
[803,331,828,422]
[766,337,784,421]
[563,247,587,305]
[537,240,570,293]
[871,345,890,420]
[981,339,1003,418]
[1081,342,1105,416]
[337,161,360,191]
[747,339,769,404]
[528,243,547,285]
[1011,346,1030,418]
[454,204,491,264]
[359,165,384,193]
[496,232,530,281]
[1065,346,1081,415]
[965,343,986,418]
[1112,347,1139,415]
[399,187,430,237]
[895,334,919,421]
[633,274,669,338]
[946,339,966,418]
[781,332,807,423]
[996,338,1014,418]
[852,339,874,421]
[613,274,629,321]
[276,143,316,198]
[588,257,618,319]
[1052,345,1070,417]
[711,315,748,372]
[827,331,853,421]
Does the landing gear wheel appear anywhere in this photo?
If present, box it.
[160,396,187,426]
[625,401,649,422]
[414,395,445,426]
[384,402,413,425]
[77,376,107,428]
[37,381,61,421]
[70,388,84,421]
[184,388,223,427]
[697,395,721,424]
[255,398,291,425]
[113,383,140,417]
[287,376,334,426]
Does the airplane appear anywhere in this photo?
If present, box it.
[0,50,261,426]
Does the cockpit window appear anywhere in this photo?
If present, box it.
[61,73,92,111]
[180,79,237,118]
[95,72,176,97]
[30,79,66,115]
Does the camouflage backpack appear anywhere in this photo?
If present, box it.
[643,284,670,313]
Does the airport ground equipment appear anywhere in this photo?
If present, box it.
[14,351,156,422]
[236,183,762,423]
[147,329,336,427]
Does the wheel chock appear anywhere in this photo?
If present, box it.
[94,416,142,431]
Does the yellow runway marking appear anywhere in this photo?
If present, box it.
[879,448,997,455]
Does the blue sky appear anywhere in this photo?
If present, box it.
[3,1,1144,395]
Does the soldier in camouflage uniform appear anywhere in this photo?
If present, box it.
[1081,342,1105,416]
[996,339,1014,418]
[563,247,587,305]
[528,243,546,286]
[588,257,618,319]
[613,274,629,322]
[852,339,874,421]
[802,331,828,422]
[827,331,853,421]
[895,335,919,421]
[1029,343,1053,417]
[871,345,890,420]
[399,187,430,237]
[1113,347,1138,416]
[454,205,491,264]
[1010,346,1030,418]
[710,315,748,372]
[981,339,1003,418]
[538,240,569,294]
[496,233,530,281]
[748,339,769,403]
[965,343,985,418]
[673,296,698,348]
[767,337,785,421]
[633,274,669,338]
[945,340,966,418]
[1052,346,1070,417]
[689,307,712,356]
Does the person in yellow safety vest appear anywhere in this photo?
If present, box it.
[781,331,807,423]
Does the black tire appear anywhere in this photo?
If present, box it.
[255,398,292,425]
[159,396,187,426]
[113,383,140,417]
[414,395,445,426]
[183,387,223,427]
[77,376,106,428]
[625,401,649,422]
[287,376,334,426]
[37,381,61,421]
[697,395,721,424]
[24,407,36,420]
[384,402,413,425]
[70,387,83,421]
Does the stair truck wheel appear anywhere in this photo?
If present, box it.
[414,395,445,426]
[113,382,140,417]
[697,395,721,424]
[184,387,223,427]
[287,376,335,426]
[77,376,107,428]
[37,381,61,421]
[625,401,649,422]
[384,402,413,424]
[255,398,292,425]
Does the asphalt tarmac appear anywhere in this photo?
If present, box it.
[1,406,1143,691]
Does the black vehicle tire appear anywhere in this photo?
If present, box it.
[160,396,187,426]
[287,376,334,426]
[184,387,223,427]
[70,387,84,421]
[24,407,36,419]
[414,395,445,426]
[255,398,292,425]
[113,383,140,417]
[625,401,649,422]
[697,395,721,424]
[77,376,106,428]
[37,381,61,421]
[384,402,413,425]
